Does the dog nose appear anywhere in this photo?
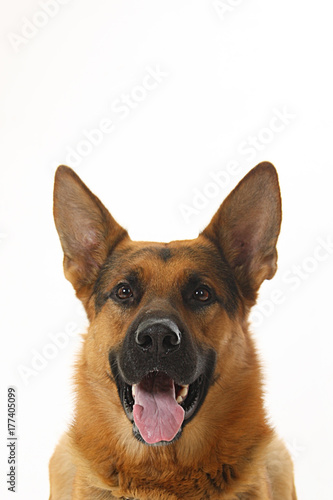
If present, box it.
[135,318,181,356]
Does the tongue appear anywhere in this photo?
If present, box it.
[133,372,185,444]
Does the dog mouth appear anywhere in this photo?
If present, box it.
[119,371,206,445]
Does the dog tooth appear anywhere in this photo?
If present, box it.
[176,385,189,403]
[179,385,189,398]
[132,385,136,398]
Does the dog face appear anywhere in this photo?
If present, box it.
[53,162,281,448]
[97,238,238,445]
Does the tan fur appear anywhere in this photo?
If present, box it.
[49,163,297,499]
[49,434,75,499]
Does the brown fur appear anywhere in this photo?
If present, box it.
[49,162,297,499]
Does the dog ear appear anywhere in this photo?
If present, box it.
[202,162,281,302]
[53,166,128,300]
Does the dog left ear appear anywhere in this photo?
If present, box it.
[202,162,282,302]
[53,166,128,305]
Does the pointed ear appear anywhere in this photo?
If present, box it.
[53,166,128,301]
[202,162,282,302]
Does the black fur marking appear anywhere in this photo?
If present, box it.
[222,464,237,484]
[205,472,223,493]
[93,257,118,312]
[205,464,236,493]
[159,247,172,262]
[120,246,172,262]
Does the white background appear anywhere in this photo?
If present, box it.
[1,1,333,499]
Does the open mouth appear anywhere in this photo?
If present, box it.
[119,371,207,445]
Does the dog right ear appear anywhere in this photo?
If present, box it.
[53,166,128,304]
[202,162,281,303]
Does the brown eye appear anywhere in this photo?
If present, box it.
[193,287,211,302]
[116,284,133,299]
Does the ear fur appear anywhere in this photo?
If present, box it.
[202,162,282,302]
[53,166,128,305]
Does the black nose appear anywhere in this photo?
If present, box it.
[135,318,181,356]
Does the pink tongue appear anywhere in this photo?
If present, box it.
[133,372,185,444]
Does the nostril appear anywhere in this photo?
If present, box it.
[166,330,181,345]
[162,333,180,353]
[136,332,153,350]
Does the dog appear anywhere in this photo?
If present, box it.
[49,162,297,499]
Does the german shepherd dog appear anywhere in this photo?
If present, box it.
[49,162,297,499]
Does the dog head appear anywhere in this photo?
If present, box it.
[53,163,281,447]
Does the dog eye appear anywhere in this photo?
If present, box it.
[193,287,211,302]
[116,284,133,300]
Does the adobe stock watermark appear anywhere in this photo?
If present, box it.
[251,235,333,327]
[52,64,168,169]
[212,0,245,21]
[7,0,72,53]
[238,107,295,162]
[17,320,80,386]
[179,106,296,223]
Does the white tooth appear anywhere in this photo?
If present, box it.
[176,385,189,403]
[132,385,136,398]
[179,385,189,398]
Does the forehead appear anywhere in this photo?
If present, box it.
[93,237,240,314]
[100,238,231,280]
